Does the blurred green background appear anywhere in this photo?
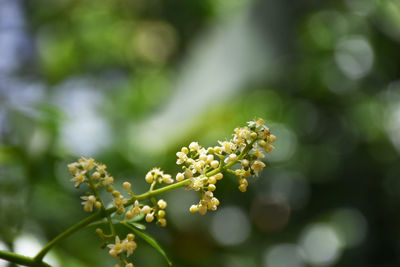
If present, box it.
[1,0,400,266]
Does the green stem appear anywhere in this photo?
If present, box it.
[87,175,115,236]
[0,250,51,267]
[132,179,191,202]
[33,211,104,262]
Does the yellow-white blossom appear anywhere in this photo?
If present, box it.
[81,195,96,212]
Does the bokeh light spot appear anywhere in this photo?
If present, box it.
[211,206,250,246]
[334,36,374,80]
[330,208,367,248]
[250,195,290,233]
[299,224,342,266]
[264,243,304,267]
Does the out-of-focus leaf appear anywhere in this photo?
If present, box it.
[128,222,146,230]
[123,222,172,266]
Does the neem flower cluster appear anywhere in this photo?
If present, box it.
[65,118,276,267]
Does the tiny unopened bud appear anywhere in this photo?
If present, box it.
[208,184,216,191]
[123,182,131,190]
[125,210,134,220]
[258,140,267,147]
[176,172,185,181]
[184,169,193,178]
[208,176,217,184]
[141,205,151,214]
[158,210,166,218]
[158,199,167,209]
[127,233,135,241]
[146,213,154,223]
[106,185,114,192]
[215,173,223,180]
[238,184,247,192]
[95,201,102,209]
[250,132,258,139]
[158,218,167,227]
[117,207,124,214]
[181,147,189,154]
[199,154,207,162]
[190,205,198,213]
[210,160,219,169]
[145,173,154,183]
[241,159,249,167]
[92,172,101,180]
[112,190,120,197]
[205,191,213,199]
[229,154,237,162]
[95,228,103,235]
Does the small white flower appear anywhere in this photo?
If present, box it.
[218,141,236,154]
[224,153,237,163]
[189,142,200,151]
[67,162,79,175]
[71,172,86,188]
[133,200,141,215]
[176,172,185,181]
[176,151,188,165]
[145,172,154,183]
[254,149,265,159]
[107,236,124,258]
[80,195,96,212]
[122,239,137,257]
[252,160,266,176]
[113,196,127,211]
[190,177,203,191]
[79,157,96,171]
[162,174,173,184]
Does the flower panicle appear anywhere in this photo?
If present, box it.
[68,118,275,266]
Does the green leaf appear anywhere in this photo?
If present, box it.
[129,213,145,222]
[123,222,172,266]
[128,222,146,230]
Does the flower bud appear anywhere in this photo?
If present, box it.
[145,213,154,223]
[141,205,151,214]
[123,182,131,190]
[189,205,198,213]
[125,210,134,220]
[210,160,219,169]
[158,199,167,209]
[176,172,185,181]
[208,184,216,191]
[215,173,223,180]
